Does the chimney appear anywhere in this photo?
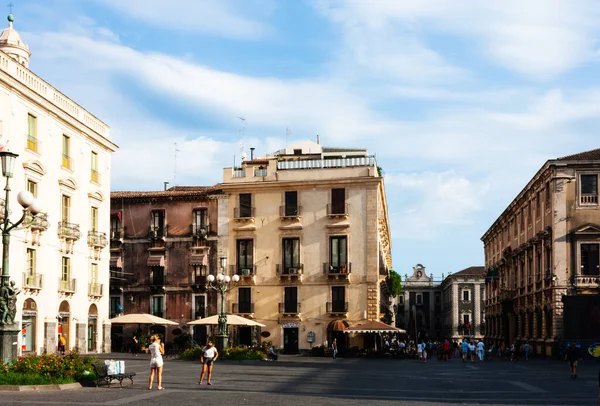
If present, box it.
[163,181,169,191]
[316,134,320,145]
[250,147,255,160]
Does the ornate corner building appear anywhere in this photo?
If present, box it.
[482,149,600,357]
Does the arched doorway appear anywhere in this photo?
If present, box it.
[58,301,71,350]
[22,298,37,353]
[88,304,98,352]
[327,320,349,354]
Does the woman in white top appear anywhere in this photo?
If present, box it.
[199,341,219,385]
[148,335,165,390]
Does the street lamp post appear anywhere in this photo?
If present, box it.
[0,151,42,363]
[206,256,239,351]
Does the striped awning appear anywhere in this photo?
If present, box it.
[147,255,165,267]
[110,256,123,268]
[189,254,207,266]
[344,320,405,334]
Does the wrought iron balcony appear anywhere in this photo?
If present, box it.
[233,207,255,219]
[150,273,166,287]
[232,303,254,315]
[88,283,103,297]
[326,301,348,314]
[88,231,107,248]
[189,272,207,287]
[58,222,81,240]
[279,205,302,218]
[233,264,255,277]
[58,278,76,293]
[324,262,351,278]
[28,212,49,232]
[148,225,166,239]
[22,273,42,290]
[191,224,210,238]
[276,264,303,276]
[110,227,124,241]
[279,302,301,315]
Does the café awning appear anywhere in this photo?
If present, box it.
[147,255,165,267]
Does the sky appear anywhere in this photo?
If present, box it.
[8,0,600,279]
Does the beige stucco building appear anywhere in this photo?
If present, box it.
[482,149,600,356]
[219,140,392,353]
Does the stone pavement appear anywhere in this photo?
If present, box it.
[1,354,598,405]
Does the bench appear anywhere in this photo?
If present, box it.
[93,363,136,388]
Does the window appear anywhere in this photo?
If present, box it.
[150,210,164,236]
[90,263,98,285]
[545,247,551,276]
[151,267,164,286]
[581,174,598,205]
[110,214,121,237]
[435,294,441,306]
[513,218,517,236]
[238,287,252,313]
[284,191,298,216]
[61,195,70,222]
[331,188,346,214]
[284,286,298,313]
[192,208,208,235]
[330,236,348,273]
[520,209,524,230]
[399,295,404,305]
[110,297,121,318]
[194,295,206,319]
[90,151,99,183]
[90,207,98,232]
[536,250,542,279]
[462,289,470,302]
[26,179,37,198]
[26,248,35,277]
[239,193,252,218]
[416,293,423,305]
[536,191,540,214]
[26,114,37,152]
[581,243,600,276]
[192,265,207,283]
[152,296,164,317]
[331,286,346,312]
[293,149,302,155]
[527,203,531,224]
[61,257,70,281]
[545,181,551,205]
[237,240,253,274]
[463,314,470,324]
[283,238,300,273]
[62,135,70,169]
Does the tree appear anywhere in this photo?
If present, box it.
[389,270,403,298]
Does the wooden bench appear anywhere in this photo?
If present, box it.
[93,363,136,388]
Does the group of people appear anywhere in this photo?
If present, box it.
[147,335,219,390]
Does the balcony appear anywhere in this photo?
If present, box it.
[574,275,600,288]
[189,273,207,288]
[88,231,108,248]
[324,262,351,279]
[232,169,246,178]
[277,156,376,170]
[61,154,73,170]
[233,264,255,278]
[254,168,267,177]
[279,302,301,315]
[58,278,76,294]
[88,283,104,298]
[191,224,210,238]
[580,194,598,206]
[26,136,40,153]
[150,273,166,289]
[91,169,101,184]
[28,212,49,232]
[110,227,124,241]
[326,301,348,315]
[22,273,42,291]
[279,205,302,219]
[194,310,206,320]
[232,303,254,315]
[327,203,349,218]
[233,207,255,220]
[276,264,303,281]
[58,222,81,241]
[148,225,166,239]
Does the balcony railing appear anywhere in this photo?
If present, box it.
[232,169,246,178]
[581,194,598,205]
[232,264,255,277]
[233,207,255,219]
[279,302,301,314]
[276,264,303,276]
[574,275,600,287]
[110,227,124,241]
[61,154,73,170]
[194,310,206,320]
[26,136,39,153]
[28,212,49,231]
[23,273,42,289]
[254,168,267,177]
[232,303,254,314]
[191,224,210,237]
[87,231,108,248]
[324,262,352,276]
[279,205,302,218]
[326,301,348,313]
[88,283,103,297]
[277,156,376,170]
[150,274,166,287]
[189,273,207,286]
[149,225,166,239]
[91,169,101,184]
[58,222,81,240]
[58,278,76,293]
[327,203,349,217]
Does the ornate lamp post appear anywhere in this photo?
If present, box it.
[0,151,42,363]
[206,256,239,350]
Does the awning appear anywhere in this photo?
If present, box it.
[189,254,206,266]
[147,255,165,267]
[328,320,349,331]
[111,211,122,222]
[110,256,123,268]
[344,320,405,334]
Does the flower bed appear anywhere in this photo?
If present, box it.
[179,346,265,361]
[0,350,97,385]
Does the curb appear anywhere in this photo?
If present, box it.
[0,382,82,392]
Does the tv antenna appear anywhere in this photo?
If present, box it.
[286,127,291,147]
[237,116,246,138]
[173,142,180,183]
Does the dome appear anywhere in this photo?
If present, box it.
[0,14,30,67]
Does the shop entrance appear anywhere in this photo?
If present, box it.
[283,328,299,353]
[58,301,71,351]
[22,298,37,353]
[88,304,98,352]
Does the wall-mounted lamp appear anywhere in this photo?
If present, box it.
[220,256,227,271]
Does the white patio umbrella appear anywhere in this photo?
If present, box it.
[188,314,266,327]
[109,313,178,325]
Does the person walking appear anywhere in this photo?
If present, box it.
[332,338,338,359]
[461,340,469,362]
[148,335,165,390]
[199,341,219,385]
[566,343,579,379]
[131,335,139,356]
[477,340,485,362]
[524,342,530,361]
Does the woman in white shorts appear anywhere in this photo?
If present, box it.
[148,335,165,390]
[199,341,219,385]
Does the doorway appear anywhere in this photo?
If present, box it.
[283,328,299,353]
[58,300,70,350]
[88,304,98,352]
[238,326,252,347]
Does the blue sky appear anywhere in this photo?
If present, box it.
[10,0,600,279]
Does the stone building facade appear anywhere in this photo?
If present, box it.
[482,148,600,356]
[219,140,392,353]
[0,14,118,354]
[109,187,222,349]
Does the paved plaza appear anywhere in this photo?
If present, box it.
[1,354,598,405]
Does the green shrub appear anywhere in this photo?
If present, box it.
[311,345,325,357]
[179,347,203,361]
[0,371,76,385]
[4,349,97,384]
[221,347,264,361]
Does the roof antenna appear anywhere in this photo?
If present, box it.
[163,181,169,191]
[316,134,320,145]
[286,127,291,147]
[173,142,180,184]
[237,116,246,138]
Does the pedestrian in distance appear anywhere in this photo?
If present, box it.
[332,338,338,359]
[131,335,139,356]
[566,343,579,379]
[199,341,219,385]
[524,342,530,361]
[148,334,165,390]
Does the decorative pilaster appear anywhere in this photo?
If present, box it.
[102,322,111,353]
[76,323,86,352]
[452,282,459,337]
[474,283,481,336]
